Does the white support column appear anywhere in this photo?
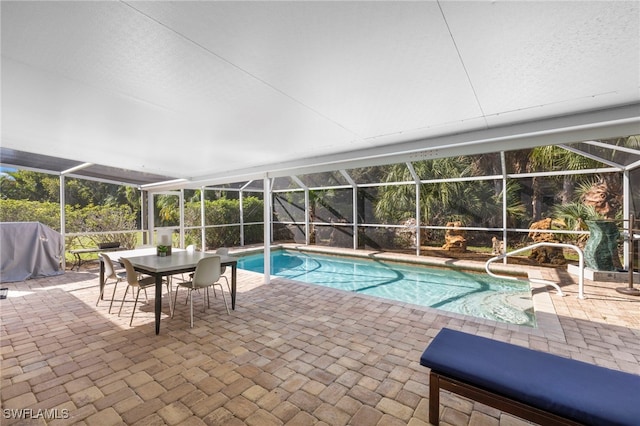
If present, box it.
[200,188,206,251]
[415,183,421,256]
[407,163,421,256]
[179,189,185,248]
[500,152,508,264]
[144,190,151,245]
[623,169,630,269]
[305,189,310,245]
[140,189,146,245]
[59,175,66,269]
[352,187,358,250]
[263,176,271,284]
[148,192,155,245]
[240,190,245,247]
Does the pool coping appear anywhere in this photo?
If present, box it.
[231,244,567,342]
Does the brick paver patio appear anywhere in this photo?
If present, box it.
[1,251,639,425]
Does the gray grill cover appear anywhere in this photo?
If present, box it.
[1,222,64,282]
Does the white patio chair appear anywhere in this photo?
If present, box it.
[172,255,229,327]
[118,258,172,326]
[97,252,126,313]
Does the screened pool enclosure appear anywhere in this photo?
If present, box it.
[3,134,640,273]
[175,136,640,268]
[3,1,639,278]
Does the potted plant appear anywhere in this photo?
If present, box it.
[157,245,170,257]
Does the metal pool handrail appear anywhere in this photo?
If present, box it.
[485,242,585,299]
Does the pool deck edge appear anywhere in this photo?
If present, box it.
[235,244,568,342]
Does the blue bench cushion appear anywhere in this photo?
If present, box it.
[420,328,640,426]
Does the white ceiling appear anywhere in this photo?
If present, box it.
[1,1,639,188]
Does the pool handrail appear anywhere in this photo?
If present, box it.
[485,242,585,299]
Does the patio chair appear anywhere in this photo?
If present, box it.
[181,246,229,298]
[118,257,170,326]
[172,255,229,328]
[97,252,126,313]
[177,244,197,284]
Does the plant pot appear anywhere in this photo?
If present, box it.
[157,245,171,257]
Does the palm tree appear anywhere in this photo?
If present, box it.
[530,136,639,221]
[577,136,640,219]
[155,194,180,226]
[374,157,523,245]
[527,146,594,220]
[550,202,600,245]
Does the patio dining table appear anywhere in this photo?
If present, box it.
[99,248,238,334]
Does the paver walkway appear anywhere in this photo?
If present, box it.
[1,253,639,425]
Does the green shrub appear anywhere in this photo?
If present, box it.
[0,199,60,229]
[0,199,138,248]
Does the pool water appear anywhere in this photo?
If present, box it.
[237,250,536,327]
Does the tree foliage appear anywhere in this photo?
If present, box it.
[1,170,59,201]
[0,199,60,229]
[0,199,138,249]
[1,171,141,248]
[2,136,635,252]
[374,156,525,230]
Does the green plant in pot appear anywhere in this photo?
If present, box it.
[157,245,170,257]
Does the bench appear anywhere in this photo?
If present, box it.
[420,328,640,426]
[69,243,123,270]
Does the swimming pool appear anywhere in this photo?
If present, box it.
[237,250,536,327]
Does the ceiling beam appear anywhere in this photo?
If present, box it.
[180,103,640,189]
